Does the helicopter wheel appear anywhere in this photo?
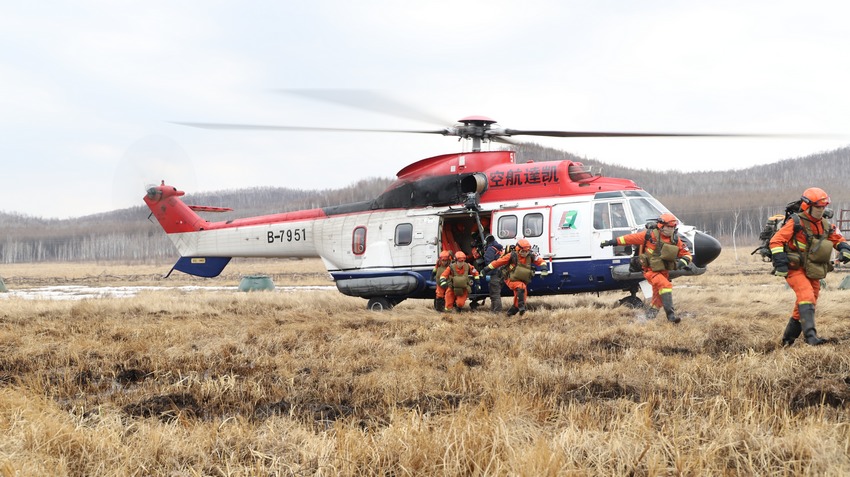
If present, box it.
[619,295,645,309]
[367,297,394,311]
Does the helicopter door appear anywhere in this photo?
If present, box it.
[592,200,634,259]
[550,201,592,259]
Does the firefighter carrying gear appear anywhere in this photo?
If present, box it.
[769,187,848,345]
[487,242,546,316]
[432,251,454,311]
[602,217,692,323]
[439,253,480,312]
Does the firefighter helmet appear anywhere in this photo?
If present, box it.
[517,238,532,251]
[658,213,678,228]
[800,187,830,211]
[439,250,451,260]
[455,251,467,261]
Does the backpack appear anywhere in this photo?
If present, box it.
[751,199,834,263]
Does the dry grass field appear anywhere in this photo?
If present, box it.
[1,250,849,476]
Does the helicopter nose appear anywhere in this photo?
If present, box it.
[692,231,722,268]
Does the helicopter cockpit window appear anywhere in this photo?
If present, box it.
[629,198,664,225]
[352,226,367,255]
[395,223,413,246]
[523,213,544,237]
[497,215,517,239]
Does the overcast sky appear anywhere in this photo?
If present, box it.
[3,1,849,218]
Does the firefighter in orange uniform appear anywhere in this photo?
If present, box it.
[770,187,850,346]
[431,250,454,311]
[439,251,480,312]
[485,238,548,316]
[601,213,692,323]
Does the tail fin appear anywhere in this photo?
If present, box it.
[144,182,208,234]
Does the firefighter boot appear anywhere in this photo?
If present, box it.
[781,317,802,347]
[661,293,680,324]
[800,304,826,345]
[434,298,445,312]
[517,289,527,316]
[506,306,519,317]
[645,306,659,320]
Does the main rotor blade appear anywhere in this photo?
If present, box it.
[500,129,840,139]
[276,89,451,126]
[172,122,447,135]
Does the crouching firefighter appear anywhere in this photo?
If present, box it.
[439,251,481,313]
[431,250,454,312]
[769,187,850,346]
[485,239,548,316]
[601,213,692,323]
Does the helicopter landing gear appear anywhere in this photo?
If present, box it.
[619,286,645,308]
[366,297,405,311]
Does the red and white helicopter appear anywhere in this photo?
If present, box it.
[145,99,727,310]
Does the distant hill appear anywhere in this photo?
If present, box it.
[1,145,848,264]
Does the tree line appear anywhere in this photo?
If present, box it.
[2,146,848,264]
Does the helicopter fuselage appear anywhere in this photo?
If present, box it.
[145,150,722,308]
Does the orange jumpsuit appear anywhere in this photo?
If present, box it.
[432,258,453,302]
[769,212,847,319]
[440,261,480,310]
[487,251,545,309]
[616,229,692,311]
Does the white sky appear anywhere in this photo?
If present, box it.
[2,1,849,218]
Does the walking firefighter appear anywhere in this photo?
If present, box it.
[485,238,548,316]
[770,187,850,346]
[439,251,481,312]
[601,213,693,323]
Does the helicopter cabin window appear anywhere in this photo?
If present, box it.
[395,223,413,246]
[497,215,517,239]
[593,203,610,230]
[610,203,628,228]
[352,226,367,255]
[523,213,544,237]
[595,202,631,229]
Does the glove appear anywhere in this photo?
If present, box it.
[539,268,549,276]
[600,240,615,248]
[772,251,789,277]
[838,243,850,263]
[677,258,690,270]
[439,278,448,288]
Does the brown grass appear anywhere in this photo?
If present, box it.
[1,251,849,476]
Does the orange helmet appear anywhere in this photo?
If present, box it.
[800,187,830,211]
[517,238,532,251]
[439,251,451,260]
[455,251,467,261]
[658,213,678,228]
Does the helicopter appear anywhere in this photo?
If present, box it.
[146,97,730,310]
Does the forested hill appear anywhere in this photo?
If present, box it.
[1,145,848,264]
